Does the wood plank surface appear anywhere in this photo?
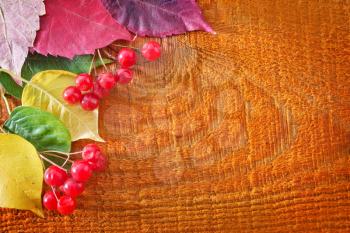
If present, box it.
[1,0,349,232]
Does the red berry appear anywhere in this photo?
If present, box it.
[71,160,92,182]
[81,93,99,111]
[82,144,101,163]
[117,48,136,68]
[44,166,68,186]
[63,86,82,104]
[142,41,161,61]
[88,153,107,172]
[117,68,133,84]
[43,190,58,210]
[92,82,109,99]
[57,196,76,215]
[76,73,93,91]
[62,178,84,197]
[97,72,116,90]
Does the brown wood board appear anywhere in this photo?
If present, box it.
[0,0,349,232]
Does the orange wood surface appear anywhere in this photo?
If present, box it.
[1,0,350,232]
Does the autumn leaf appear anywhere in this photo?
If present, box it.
[101,0,214,37]
[33,0,132,58]
[22,70,103,142]
[0,0,45,76]
[0,134,44,217]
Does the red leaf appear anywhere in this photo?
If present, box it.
[101,0,214,37]
[33,0,132,58]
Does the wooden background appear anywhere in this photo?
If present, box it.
[1,0,350,232]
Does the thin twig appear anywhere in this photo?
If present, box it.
[97,49,108,70]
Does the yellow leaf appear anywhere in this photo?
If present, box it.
[0,134,44,217]
[22,70,104,142]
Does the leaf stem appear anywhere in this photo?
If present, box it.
[97,49,108,71]
[0,126,6,133]
[1,92,11,115]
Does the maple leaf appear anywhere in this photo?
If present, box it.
[33,0,132,58]
[0,0,45,75]
[101,0,214,37]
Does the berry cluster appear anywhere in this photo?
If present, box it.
[42,144,106,215]
[63,41,161,110]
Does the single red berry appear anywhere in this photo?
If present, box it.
[62,178,84,197]
[82,144,101,163]
[57,196,76,215]
[63,86,82,104]
[71,160,92,182]
[43,190,59,210]
[88,153,107,172]
[117,48,136,68]
[113,73,119,82]
[76,73,93,91]
[117,68,133,84]
[97,72,116,90]
[81,93,99,111]
[92,81,110,99]
[142,41,161,61]
[44,166,68,186]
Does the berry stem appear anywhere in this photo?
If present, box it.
[102,50,115,61]
[88,53,96,75]
[44,152,73,163]
[41,150,82,155]
[97,49,108,71]
[39,153,67,172]
[51,186,59,201]
[110,43,139,51]
[61,152,72,167]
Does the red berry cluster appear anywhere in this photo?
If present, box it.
[62,41,161,110]
[42,144,106,215]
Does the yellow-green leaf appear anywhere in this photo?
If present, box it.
[0,134,44,217]
[21,70,103,142]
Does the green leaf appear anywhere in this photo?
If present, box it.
[0,70,22,99]
[21,53,112,81]
[0,134,44,217]
[4,106,71,153]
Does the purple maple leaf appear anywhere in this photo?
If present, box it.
[101,0,215,37]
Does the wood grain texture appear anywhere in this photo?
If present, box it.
[1,0,349,232]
